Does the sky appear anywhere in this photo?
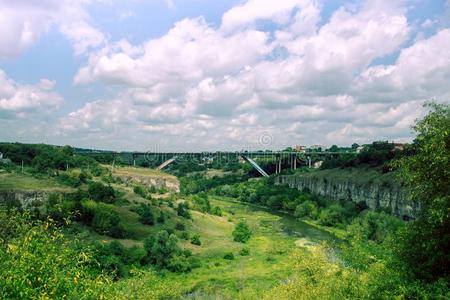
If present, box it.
[0,0,449,151]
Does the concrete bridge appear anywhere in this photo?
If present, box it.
[76,150,356,177]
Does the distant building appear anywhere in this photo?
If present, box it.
[356,146,365,153]
[295,145,306,153]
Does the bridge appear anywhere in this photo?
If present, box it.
[76,150,356,177]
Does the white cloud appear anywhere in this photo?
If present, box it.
[0,69,62,119]
[0,0,105,59]
[3,0,448,150]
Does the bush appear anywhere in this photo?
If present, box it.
[88,182,115,203]
[232,220,252,243]
[91,203,125,238]
[192,193,211,213]
[180,231,190,240]
[0,210,110,299]
[167,255,192,273]
[223,252,234,260]
[133,186,147,198]
[177,202,191,219]
[318,204,346,227]
[144,230,180,269]
[157,211,165,224]
[190,233,201,246]
[211,206,223,216]
[239,247,250,256]
[175,222,185,231]
[294,200,319,219]
[136,204,155,225]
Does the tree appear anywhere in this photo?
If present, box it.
[329,145,339,152]
[88,182,115,203]
[232,220,252,243]
[177,202,191,219]
[144,230,180,269]
[394,101,449,281]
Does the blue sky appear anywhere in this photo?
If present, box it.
[0,0,449,151]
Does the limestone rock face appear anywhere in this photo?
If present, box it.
[115,175,180,193]
[277,174,418,219]
[0,191,48,209]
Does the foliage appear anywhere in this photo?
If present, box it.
[177,202,191,219]
[192,192,211,213]
[223,252,235,260]
[211,206,223,216]
[175,222,185,231]
[133,185,147,198]
[239,247,250,256]
[232,220,252,243]
[294,200,318,219]
[88,181,116,203]
[393,101,450,282]
[0,210,111,299]
[90,203,126,238]
[190,233,201,245]
[144,230,180,269]
[135,203,155,225]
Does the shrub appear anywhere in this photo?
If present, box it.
[157,211,165,224]
[180,231,190,240]
[175,222,185,231]
[239,247,250,256]
[223,252,234,260]
[133,186,147,198]
[294,200,318,219]
[192,194,211,213]
[91,203,125,238]
[190,233,201,246]
[167,255,192,273]
[136,204,155,226]
[232,220,252,243]
[318,204,346,227]
[211,206,223,216]
[177,202,191,219]
[88,182,115,203]
[144,230,180,269]
[0,210,110,299]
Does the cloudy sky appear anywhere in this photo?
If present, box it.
[0,0,449,151]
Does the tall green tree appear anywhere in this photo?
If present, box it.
[394,101,449,281]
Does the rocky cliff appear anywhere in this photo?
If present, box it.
[277,169,418,219]
[0,191,48,209]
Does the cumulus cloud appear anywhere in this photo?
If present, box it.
[54,0,450,150]
[2,0,449,150]
[0,0,105,59]
[0,69,62,119]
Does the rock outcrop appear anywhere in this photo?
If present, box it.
[115,175,180,193]
[0,191,48,209]
[277,172,418,219]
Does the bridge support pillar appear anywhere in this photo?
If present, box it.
[293,155,297,170]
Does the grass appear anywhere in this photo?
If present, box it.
[112,166,176,180]
[0,173,72,192]
[86,189,333,299]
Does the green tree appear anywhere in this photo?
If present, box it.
[394,102,450,281]
[144,230,180,269]
[232,220,252,243]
